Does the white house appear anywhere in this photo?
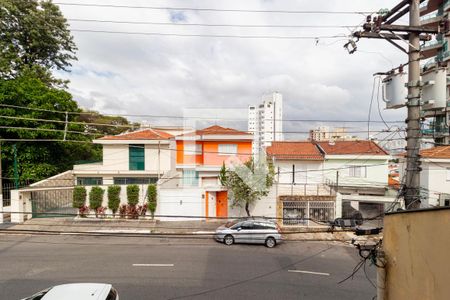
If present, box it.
[399,146,450,207]
[73,128,176,186]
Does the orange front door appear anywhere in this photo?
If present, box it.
[216,191,228,218]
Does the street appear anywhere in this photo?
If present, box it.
[0,234,376,300]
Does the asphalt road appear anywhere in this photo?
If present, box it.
[0,234,376,300]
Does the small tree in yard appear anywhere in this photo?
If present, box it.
[219,158,274,217]
[127,184,139,206]
[147,184,157,220]
[89,186,104,217]
[73,186,87,215]
[107,185,121,216]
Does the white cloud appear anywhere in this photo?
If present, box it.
[56,0,409,137]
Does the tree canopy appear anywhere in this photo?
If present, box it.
[219,158,275,216]
[0,0,77,83]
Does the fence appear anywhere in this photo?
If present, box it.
[2,181,31,207]
[281,199,335,226]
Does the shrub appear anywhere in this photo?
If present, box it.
[119,204,127,219]
[137,203,147,217]
[107,185,121,215]
[79,205,90,218]
[147,184,157,219]
[127,184,139,206]
[127,204,139,219]
[96,206,107,218]
[89,186,104,216]
[73,186,87,209]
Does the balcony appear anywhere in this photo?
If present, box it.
[420,9,444,26]
[421,39,444,59]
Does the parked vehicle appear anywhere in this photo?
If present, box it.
[214,219,282,248]
[21,283,119,300]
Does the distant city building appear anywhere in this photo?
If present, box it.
[309,126,357,142]
[248,92,283,155]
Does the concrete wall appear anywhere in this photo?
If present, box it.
[383,208,450,300]
[323,157,389,186]
[275,160,324,184]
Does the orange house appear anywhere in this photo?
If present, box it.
[175,125,253,218]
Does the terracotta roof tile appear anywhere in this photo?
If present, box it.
[267,141,324,160]
[316,140,388,155]
[99,128,173,140]
[419,146,450,159]
[180,125,250,136]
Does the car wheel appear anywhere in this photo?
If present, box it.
[224,235,234,246]
[265,237,276,248]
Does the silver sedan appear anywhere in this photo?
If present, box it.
[214,219,282,248]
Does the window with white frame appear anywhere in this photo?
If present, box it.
[348,165,367,178]
[218,144,237,156]
[184,143,202,155]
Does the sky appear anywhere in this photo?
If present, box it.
[54,0,410,140]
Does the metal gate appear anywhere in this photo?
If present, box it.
[282,200,335,226]
[31,188,76,218]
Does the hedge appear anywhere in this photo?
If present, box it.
[73,186,87,208]
[89,186,104,210]
[147,184,157,219]
[127,184,139,206]
[107,185,121,214]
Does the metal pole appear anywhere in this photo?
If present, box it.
[404,0,421,209]
[13,144,18,189]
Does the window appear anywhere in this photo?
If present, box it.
[184,143,202,155]
[113,177,157,185]
[241,221,255,230]
[129,144,145,170]
[349,166,367,178]
[218,144,237,156]
[182,170,199,186]
[76,177,103,186]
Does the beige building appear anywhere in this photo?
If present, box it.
[309,126,357,142]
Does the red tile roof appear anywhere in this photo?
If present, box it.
[181,125,250,136]
[419,146,450,159]
[267,141,324,160]
[99,128,173,140]
[316,141,388,155]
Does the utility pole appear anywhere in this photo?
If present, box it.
[350,0,439,209]
[405,0,422,209]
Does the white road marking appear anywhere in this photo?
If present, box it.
[288,270,330,276]
[132,264,174,267]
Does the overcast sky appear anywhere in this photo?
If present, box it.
[55,0,410,139]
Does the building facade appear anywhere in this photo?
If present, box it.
[248,92,283,155]
[309,126,357,142]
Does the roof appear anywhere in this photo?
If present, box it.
[316,140,388,155]
[419,146,450,159]
[99,128,173,140]
[176,125,252,140]
[194,125,249,136]
[267,141,324,160]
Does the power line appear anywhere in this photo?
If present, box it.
[71,28,349,40]
[68,18,359,29]
[55,2,372,15]
[0,103,405,123]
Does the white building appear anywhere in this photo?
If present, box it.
[248,92,283,155]
[399,146,450,207]
[309,126,357,142]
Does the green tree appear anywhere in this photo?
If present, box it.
[0,72,101,182]
[0,0,77,83]
[147,184,157,220]
[219,159,275,217]
[107,185,121,216]
[127,185,139,206]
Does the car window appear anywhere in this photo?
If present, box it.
[106,287,118,300]
[230,222,243,229]
[241,221,254,229]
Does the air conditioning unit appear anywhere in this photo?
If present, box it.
[422,67,447,110]
[382,72,408,109]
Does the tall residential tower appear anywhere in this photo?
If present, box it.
[248,92,283,155]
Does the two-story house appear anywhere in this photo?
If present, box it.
[158,125,253,219]
[73,128,175,186]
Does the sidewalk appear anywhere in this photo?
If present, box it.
[0,217,382,243]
